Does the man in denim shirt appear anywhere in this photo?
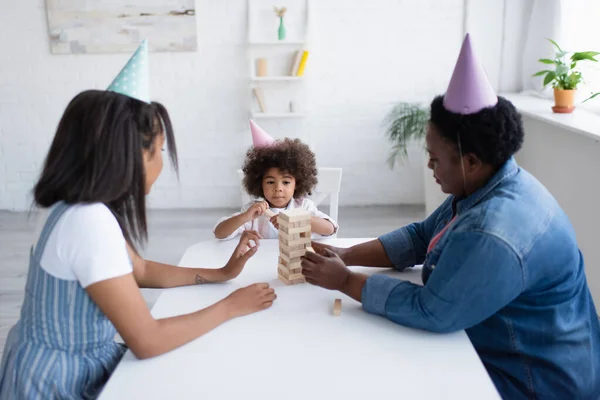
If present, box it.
[302,35,600,399]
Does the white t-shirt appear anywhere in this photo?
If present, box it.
[38,203,133,288]
[214,198,339,240]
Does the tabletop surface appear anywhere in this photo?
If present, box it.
[99,238,499,399]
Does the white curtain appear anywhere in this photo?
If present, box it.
[521,0,563,93]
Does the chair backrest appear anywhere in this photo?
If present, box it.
[237,167,343,235]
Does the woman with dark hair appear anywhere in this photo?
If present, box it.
[301,35,600,399]
[0,41,276,399]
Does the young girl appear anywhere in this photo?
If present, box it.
[214,120,338,240]
[0,41,275,399]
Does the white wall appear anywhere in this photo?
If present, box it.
[1,0,532,211]
[516,117,600,306]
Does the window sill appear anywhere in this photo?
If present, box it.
[501,93,600,142]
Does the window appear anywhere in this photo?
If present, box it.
[561,0,600,112]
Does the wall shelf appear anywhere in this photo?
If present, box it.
[251,76,304,82]
[251,112,306,119]
[248,0,310,119]
[248,40,307,46]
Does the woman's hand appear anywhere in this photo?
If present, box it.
[222,283,277,318]
[221,230,261,280]
[301,248,351,290]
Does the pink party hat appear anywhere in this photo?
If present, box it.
[249,120,275,148]
[443,33,498,115]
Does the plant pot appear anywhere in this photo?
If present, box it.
[552,89,576,113]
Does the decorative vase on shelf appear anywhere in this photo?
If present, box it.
[274,7,287,41]
[278,17,286,40]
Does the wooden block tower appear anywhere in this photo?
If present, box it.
[277,209,313,285]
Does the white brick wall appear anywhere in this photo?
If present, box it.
[1,0,507,211]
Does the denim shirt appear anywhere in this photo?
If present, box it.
[362,157,600,399]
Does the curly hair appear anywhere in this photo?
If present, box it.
[429,95,524,168]
[242,138,318,199]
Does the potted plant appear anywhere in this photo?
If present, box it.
[384,102,445,214]
[384,102,429,168]
[533,39,600,113]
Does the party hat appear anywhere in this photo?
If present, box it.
[107,39,150,103]
[443,34,497,114]
[249,120,275,148]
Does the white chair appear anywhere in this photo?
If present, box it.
[237,167,343,236]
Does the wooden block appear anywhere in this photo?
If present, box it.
[279,251,303,264]
[278,267,291,278]
[278,209,311,223]
[264,208,276,218]
[333,299,342,316]
[280,257,302,270]
[278,273,305,285]
[278,230,303,242]
[277,215,289,227]
[278,263,290,275]
[287,272,304,280]
[306,246,315,253]
[290,276,306,285]
[278,274,291,285]
[280,247,308,259]
[286,236,311,247]
[280,225,312,235]
[280,242,306,253]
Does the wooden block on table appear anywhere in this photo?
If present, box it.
[278,216,289,227]
[278,273,305,285]
[280,247,308,259]
[306,246,315,254]
[286,236,311,247]
[280,225,311,235]
[287,272,304,281]
[278,273,291,285]
[280,242,307,253]
[279,257,302,270]
[278,209,311,223]
[291,277,306,285]
[279,252,303,264]
[333,299,342,316]
[278,263,292,276]
[264,209,276,218]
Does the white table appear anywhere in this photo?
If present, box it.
[100,238,500,399]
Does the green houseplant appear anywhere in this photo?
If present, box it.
[383,102,429,168]
[384,102,447,216]
[533,39,600,113]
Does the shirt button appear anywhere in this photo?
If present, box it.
[431,264,436,270]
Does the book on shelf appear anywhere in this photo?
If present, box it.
[289,50,303,76]
[252,87,267,112]
[295,50,309,76]
[289,49,309,76]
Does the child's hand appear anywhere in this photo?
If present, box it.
[221,230,261,279]
[269,214,279,230]
[223,283,277,318]
[244,201,269,221]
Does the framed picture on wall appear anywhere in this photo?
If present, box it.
[45,0,197,54]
